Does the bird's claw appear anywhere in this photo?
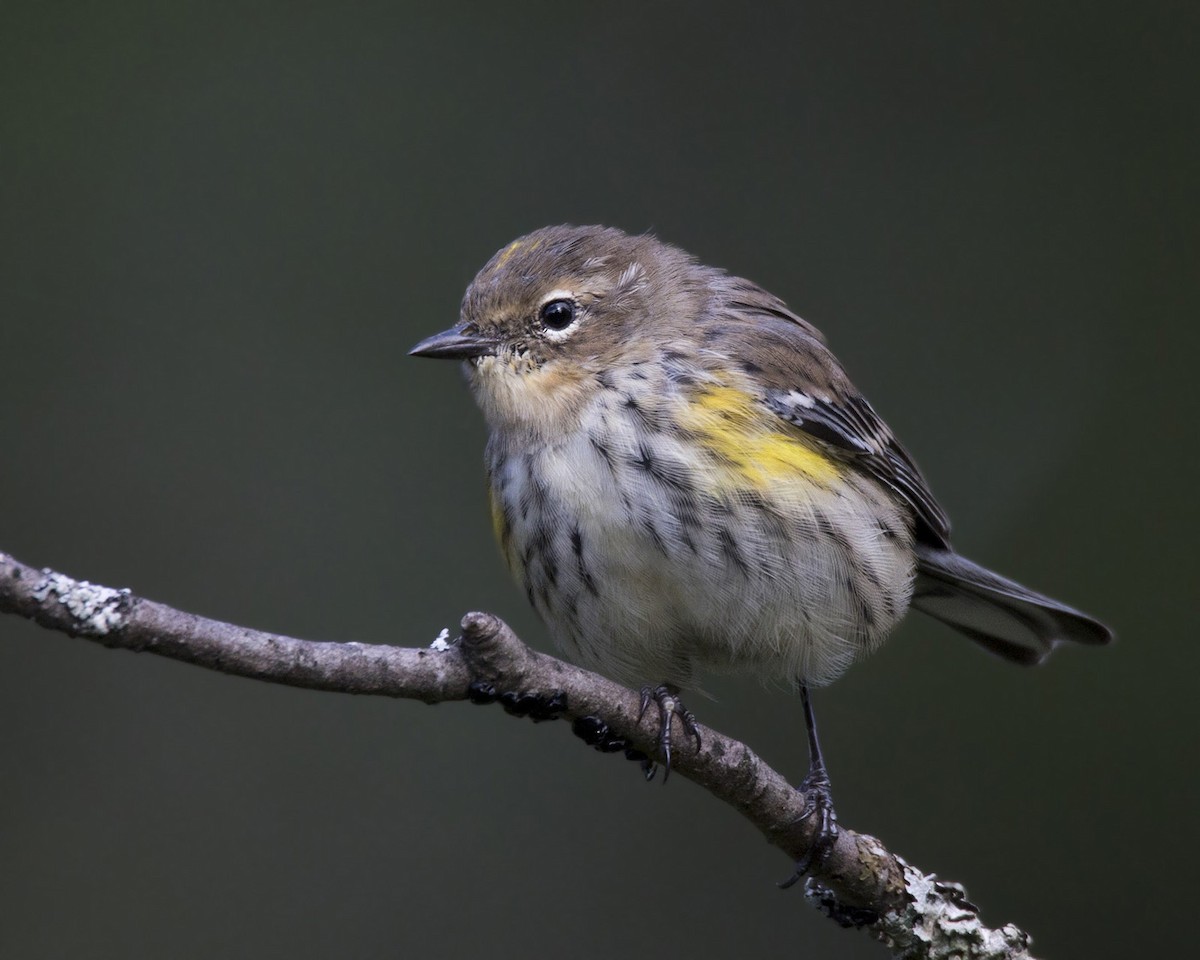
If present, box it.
[637,683,702,782]
[778,770,839,889]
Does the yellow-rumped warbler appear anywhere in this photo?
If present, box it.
[412,224,1111,876]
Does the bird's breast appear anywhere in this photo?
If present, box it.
[485,382,915,687]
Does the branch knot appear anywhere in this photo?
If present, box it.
[458,611,535,685]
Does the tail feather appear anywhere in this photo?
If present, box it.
[912,545,1113,665]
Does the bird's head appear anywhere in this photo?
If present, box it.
[410,224,707,434]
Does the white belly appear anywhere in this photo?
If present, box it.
[487,405,915,689]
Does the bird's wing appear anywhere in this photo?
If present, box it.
[709,276,952,547]
[764,386,951,547]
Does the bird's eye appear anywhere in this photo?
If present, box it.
[539,298,576,331]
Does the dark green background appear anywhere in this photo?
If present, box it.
[2,3,1194,957]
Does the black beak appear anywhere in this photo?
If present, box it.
[409,327,497,361]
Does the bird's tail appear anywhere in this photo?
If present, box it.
[911,544,1113,665]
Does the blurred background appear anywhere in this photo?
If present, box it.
[1,2,1194,957]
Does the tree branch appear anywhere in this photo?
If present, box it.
[0,549,1037,959]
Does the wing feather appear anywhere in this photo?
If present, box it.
[705,276,951,546]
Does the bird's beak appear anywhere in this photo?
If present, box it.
[408,326,497,361]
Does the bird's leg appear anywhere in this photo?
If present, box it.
[779,683,839,889]
[638,682,702,783]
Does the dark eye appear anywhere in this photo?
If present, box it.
[539,298,576,331]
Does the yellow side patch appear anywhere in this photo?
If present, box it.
[681,384,842,488]
[487,484,510,551]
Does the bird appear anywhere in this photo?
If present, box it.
[411,224,1112,881]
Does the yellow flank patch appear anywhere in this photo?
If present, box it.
[681,384,842,488]
[488,484,509,549]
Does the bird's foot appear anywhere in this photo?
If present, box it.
[778,768,839,889]
[637,683,702,783]
[571,683,702,783]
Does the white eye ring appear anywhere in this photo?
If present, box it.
[538,289,581,341]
